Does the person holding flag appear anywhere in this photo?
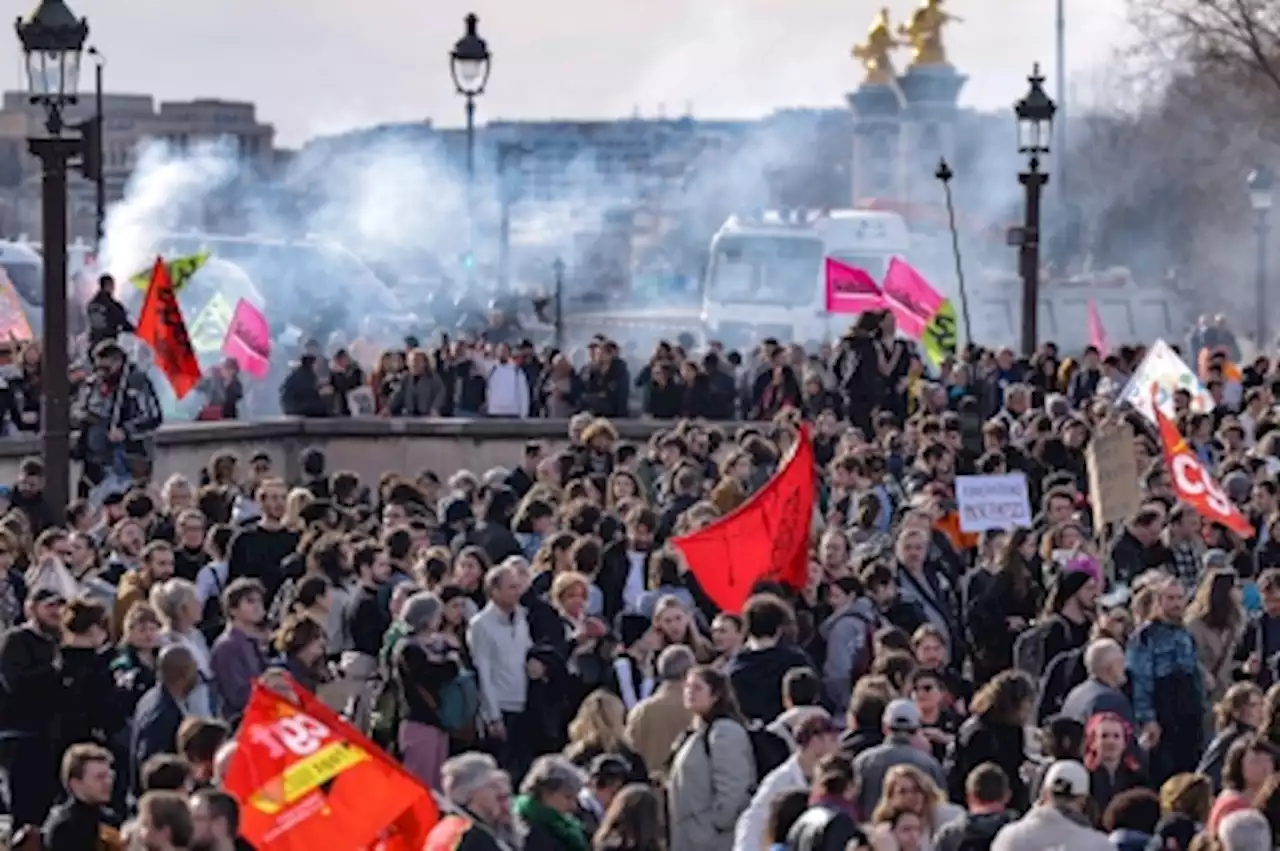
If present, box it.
[71,340,163,497]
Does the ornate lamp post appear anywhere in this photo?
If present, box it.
[88,44,105,243]
[16,0,92,518]
[1249,165,1274,349]
[450,13,491,181]
[1013,64,1055,355]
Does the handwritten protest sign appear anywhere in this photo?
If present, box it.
[1088,423,1141,530]
[222,299,271,379]
[955,473,1032,533]
[0,273,32,340]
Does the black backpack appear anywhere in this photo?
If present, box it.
[699,719,791,783]
[197,566,228,645]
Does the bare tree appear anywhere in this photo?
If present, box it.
[1126,0,1280,98]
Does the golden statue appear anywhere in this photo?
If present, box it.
[852,7,900,86]
[898,0,962,68]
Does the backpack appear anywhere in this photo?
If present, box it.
[197,566,228,646]
[699,719,791,783]
[848,612,880,681]
[1013,620,1054,681]
[366,670,404,754]
[432,670,482,740]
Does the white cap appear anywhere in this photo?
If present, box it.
[884,698,922,733]
[1043,760,1089,798]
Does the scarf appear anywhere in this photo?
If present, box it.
[514,794,590,851]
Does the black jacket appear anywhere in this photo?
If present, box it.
[280,365,329,417]
[946,714,1029,812]
[725,643,815,724]
[86,291,133,346]
[0,625,64,736]
[131,685,185,792]
[42,798,105,851]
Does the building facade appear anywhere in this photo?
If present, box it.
[0,92,274,242]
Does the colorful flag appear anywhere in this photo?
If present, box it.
[882,258,945,324]
[188,293,238,356]
[1118,339,1215,422]
[223,298,272,379]
[135,257,201,399]
[1087,298,1110,356]
[130,249,211,292]
[1153,387,1253,538]
[672,424,815,613]
[0,272,33,341]
[824,257,885,314]
[922,299,958,366]
[225,677,438,851]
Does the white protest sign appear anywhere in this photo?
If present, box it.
[956,473,1032,533]
[1118,339,1215,423]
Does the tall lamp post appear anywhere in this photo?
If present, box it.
[1013,64,1056,356]
[451,14,490,181]
[450,13,490,281]
[16,0,93,518]
[87,45,104,244]
[934,157,971,348]
[1249,166,1274,350]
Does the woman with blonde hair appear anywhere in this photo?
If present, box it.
[564,689,649,784]
[652,595,714,663]
[869,764,963,849]
[149,577,216,716]
[282,488,315,533]
[1186,568,1246,731]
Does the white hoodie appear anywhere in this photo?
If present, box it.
[485,360,530,418]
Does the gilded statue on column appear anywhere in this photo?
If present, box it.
[898,0,962,68]
[852,7,900,86]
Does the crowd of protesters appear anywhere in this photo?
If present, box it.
[2,281,1280,851]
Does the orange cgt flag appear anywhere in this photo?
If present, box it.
[1152,387,1254,539]
[224,677,438,851]
[672,424,816,613]
[135,256,201,398]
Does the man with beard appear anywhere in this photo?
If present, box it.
[0,587,68,830]
[136,790,196,851]
[1126,575,1206,782]
[72,340,163,493]
[189,788,252,851]
[226,479,300,602]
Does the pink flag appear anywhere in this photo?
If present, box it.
[824,257,886,315]
[221,298,271,379]
[883,257,944,322]
[1087,297,1110,356]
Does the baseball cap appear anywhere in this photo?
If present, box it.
[28,587,65,605]
[1043,759,1090,797]
[883,698,922,733]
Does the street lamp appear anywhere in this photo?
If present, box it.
[1013,63,1056,355]
[16,0,92,519]
[88,45,104,244]
[450,13,490,180]
[1249,165,1274,348]
[934,157,971,348]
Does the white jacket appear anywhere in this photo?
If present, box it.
[485,361,530,417]
[990,805,1113,851]
[733,754,808,851]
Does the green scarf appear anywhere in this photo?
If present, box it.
[514,794,590,851]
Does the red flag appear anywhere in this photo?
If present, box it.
[135,256,201,398]
[224,677,438,851]
[1152,388,1253,538]
[824,258,885,314]
[1087,297,1110,356]
[673,425,816,613]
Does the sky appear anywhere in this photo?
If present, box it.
[6,0,1135,148]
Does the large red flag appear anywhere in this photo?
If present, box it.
[673,425,815,613]
[135,256,201,398]
[224,678,438,851]
[1152,388,1254,538]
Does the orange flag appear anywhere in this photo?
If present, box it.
[1152,387,1254,538]
[135,256,201,398]
[224,677,438,851]
[673,424,815,613]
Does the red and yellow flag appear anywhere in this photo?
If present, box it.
[224,676,438,851]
